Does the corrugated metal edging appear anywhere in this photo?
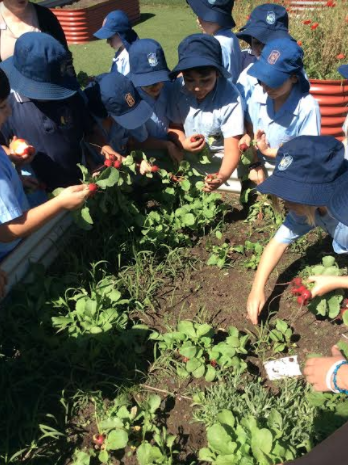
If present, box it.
[51,0,140,44]
[310,79,348,141]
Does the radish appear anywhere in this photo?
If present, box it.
[291,277,302,287]
[113,160,122,169]
[151,165,160,173]
[88,183,98,197]
[92,434,105,446]
[10,138,35,157]
[297,296,309,306]
[210,360,217,367]
[182,356,189,363]
[104,159,113,167]
[301,289,312,301]
[190,134,204,143]
[239,143,249,152]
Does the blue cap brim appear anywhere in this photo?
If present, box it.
[257,164,348,206]
[236,27,292,45]
[328,172,348,226]
[170,56,231,80]
[130,69,170,88]
[0,57,78,100]
[338,64,348,79]
[94,27,117,40]
[110,99,152,130]
[248,61,309,93]
[186,0,235,28]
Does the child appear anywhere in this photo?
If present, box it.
[236,4,293,106]
[84,71,153,163]
[0,32,113,191]
[246,135,348,325]
[245,38,320,183]
[186,0,241,83]
[94,10,138,76]
[167,34,244,192]
[128,38,183,164]
[0,67,90,262]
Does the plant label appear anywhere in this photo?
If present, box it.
[264,356,302,380]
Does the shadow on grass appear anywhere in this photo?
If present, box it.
[135,12,156,25]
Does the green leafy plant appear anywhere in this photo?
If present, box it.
[250,319,296,359]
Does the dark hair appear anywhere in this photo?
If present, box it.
[0,69,10,101]
[183,66,219,77]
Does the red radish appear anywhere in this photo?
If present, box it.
[92,434,105,446]
[206,173,219,181]
[301,289,312,301]
[109,154,116,162]
[182,356,189,363]
[190,134,204,143]
[88,183,98,196]
[297,296,309,306]
[296,285,307,294]
[151,165,160,173]
[239,143,249,152]
[113,160,122,169]
[10,138,35,157]
[290,287,302,296]
[292,277,302,287]
[104,159,113,167]
[210,360,217,367]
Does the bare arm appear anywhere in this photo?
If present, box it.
[247,238,288,324]
[167,124,205,153]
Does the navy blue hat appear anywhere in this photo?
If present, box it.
[328,177,348,226]
[89,72,152,130]
[248,38,310,93]
[338,64,348,79]
[128,39,170,87]
[170,33,230,79]
[236,4,291,45]
[257,136,348,206]
[0,32,78,100]
[186,0,235,29]
[94,10,138,49]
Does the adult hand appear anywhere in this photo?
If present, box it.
[307,275,343,297]
[304,345,346,392]
[57,185,90,210]
[247,288,266,324]
[183,134,206,153]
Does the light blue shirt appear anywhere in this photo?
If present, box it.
[167,77,244,153]
[0,147,30,260]
[138,84,171,140]
[104,119,148,155]
[236,63,259,109]
[274,211,348,254]
[214,29,242,84]
[111,48,130,76]
[247,84,321,165]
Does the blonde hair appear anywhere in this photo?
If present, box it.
[269,195,317,226]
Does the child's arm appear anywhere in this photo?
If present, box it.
[203,136,240,191]
[307,275,348,297]
[0,185,89,242]
[255,129,278,158]
[168,124,205,153]
[247,238,289,324]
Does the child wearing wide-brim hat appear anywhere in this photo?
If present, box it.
[167,33,244,192]
[246,135,348,325]
[94,10,138,76]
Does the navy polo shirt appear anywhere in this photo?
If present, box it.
[1,92,94,190]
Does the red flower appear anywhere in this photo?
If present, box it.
[326,0,336,6]
[311,22,319,30]
[303,19,311,25]
[337,53,346,60]
[297,40,303,46]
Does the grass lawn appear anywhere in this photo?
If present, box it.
[69,2,198,77]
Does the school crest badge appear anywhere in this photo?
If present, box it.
[267,50,280,65]
[208,0,217,4]
[266,11,276,25]
[278,154,293,171]
[147,52,158,67]
[125,93,135,107]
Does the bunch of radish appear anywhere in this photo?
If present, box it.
[290,277,312,306]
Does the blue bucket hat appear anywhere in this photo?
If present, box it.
[170,33,230,79]
[94,10,138,49]
[236,4,291,45]
[247,38,310,93]
[257,136,348,206]
[328,177,348,226]
[87,72,152,130]
[0,31,78,100]
[186,0,235,29]
[128,39,170,88]
[338,64,348,79]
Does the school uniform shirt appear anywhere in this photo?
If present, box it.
[274,211,348,254]
[236,63,259,109]
[167,77,244,154]
[137,84,171,140]
[1,91,94,191]
[247,84,321,165]
[0,146,30,260]
[214,29,242,84]
[101,119,148,155]
[111,48,130,75]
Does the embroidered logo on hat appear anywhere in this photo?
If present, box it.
[147,52,158,67]
[266,11,276,24]
[278,154,293,171]
[267,50,280,65]
[125,93,135,107]
[208,0,216,4]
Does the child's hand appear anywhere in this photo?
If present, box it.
[203,173,224,192]
[307,275,344,298]
[255,129,269,153]
[304,346,346,392]
[248,165,265,185]
[57,185,90,210]
[139,160,152,175]
[100,145,123,162]
[247,288,266,324]
[167,141,184,164]
[238,134,251,150]
[184,134,206,153]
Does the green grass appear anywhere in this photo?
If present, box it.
[69,4,198,76]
